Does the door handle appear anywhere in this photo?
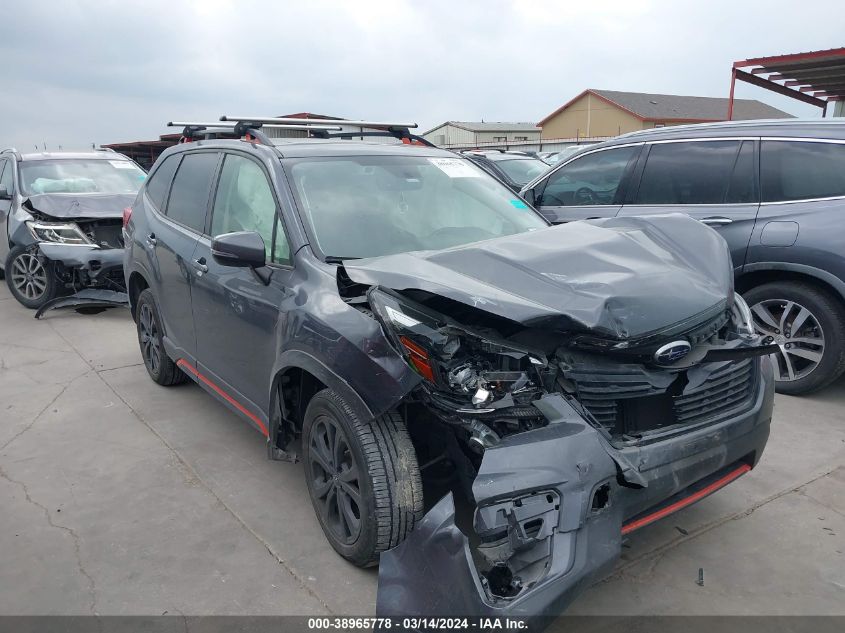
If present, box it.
[191,257,208,274]
[145,233,157,247]
[701,216,733,226]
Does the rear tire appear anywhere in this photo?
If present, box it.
[136,289,189,386]
[744,282,845,395]
[5,245,59,309]
[302,388,423,567]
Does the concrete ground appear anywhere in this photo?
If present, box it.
[0,284,843,616]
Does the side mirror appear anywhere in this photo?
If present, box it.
[211,231,266,268]
[0,185,10,200]
[521,187,536,207]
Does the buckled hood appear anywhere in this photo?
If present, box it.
[24,193,136,220]
[344,214,733,340]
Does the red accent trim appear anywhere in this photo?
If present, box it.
[621,463,751,536]
[176,360,269,437]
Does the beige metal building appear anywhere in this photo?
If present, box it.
[422,121,540,147]
[539,89,793,139]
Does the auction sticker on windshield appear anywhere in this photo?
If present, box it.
[428,158,481,178]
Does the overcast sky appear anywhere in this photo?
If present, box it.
[1,0,841,150]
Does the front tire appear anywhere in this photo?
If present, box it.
[5,245,58,309]
[136,289,188,386]
[302,389,423,567]
[744,282,845,395]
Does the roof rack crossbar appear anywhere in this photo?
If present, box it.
[167,121,343,131]
[220,116,418,129]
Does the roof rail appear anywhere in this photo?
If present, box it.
[220,116,418,129]
[619,117,845,139]
[1,147,21,160]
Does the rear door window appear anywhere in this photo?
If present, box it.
[165,152,219,233]
[761,140,845,202]
[539,146,638,206]
[145,154,181,212]
[635,140,742,205]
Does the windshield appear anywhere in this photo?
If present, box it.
[286,155,548,259]
[494,158,549,185]
[20,159,147,195]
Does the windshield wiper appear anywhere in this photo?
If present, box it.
[324,256,361,264]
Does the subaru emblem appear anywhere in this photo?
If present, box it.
[654,340,692,365]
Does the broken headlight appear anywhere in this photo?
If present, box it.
[369,287,547,408]
[26,221,92,245]
[368,287,455,385]
[732,293,755,336]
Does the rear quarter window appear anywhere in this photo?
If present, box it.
[761,140,845,202]
[145,154,181,211]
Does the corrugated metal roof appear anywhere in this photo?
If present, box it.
[592,89,793,121]
[424,121,540,134]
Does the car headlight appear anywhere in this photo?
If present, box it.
[368,287,451,384]
[732,293,755,336]
[26,221,92,245]
[368,287,544,391]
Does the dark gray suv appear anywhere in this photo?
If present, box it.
[522,119,845,395]
[123,119,773,622]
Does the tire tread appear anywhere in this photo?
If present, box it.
[305,389,423,566]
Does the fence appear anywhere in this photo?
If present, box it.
[436,135,613,152]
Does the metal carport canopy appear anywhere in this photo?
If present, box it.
[729,47,845,119]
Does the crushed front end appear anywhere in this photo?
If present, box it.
[12,195,130,315]
[363,284,774,621]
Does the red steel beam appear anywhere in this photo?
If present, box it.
[734,47,845,68]
[733,68,827,109]
[728,68,737,120]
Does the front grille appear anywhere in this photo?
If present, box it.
[674,360,755,425]
[576,359,757,436]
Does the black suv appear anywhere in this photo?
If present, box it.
[0,149,145,312]
[124,119,773,620]
[522,119,845,395]
[458,149,550,192]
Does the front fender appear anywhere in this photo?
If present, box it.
[273,349,381,424]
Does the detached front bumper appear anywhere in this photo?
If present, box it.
[37,243,124,282]
[377,358,774,623]
[32,244,128,318]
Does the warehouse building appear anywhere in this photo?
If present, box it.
[539,89,793,139]
[422,121,540,147]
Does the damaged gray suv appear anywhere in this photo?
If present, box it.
[0,148,146,312]
[123,118,775,622]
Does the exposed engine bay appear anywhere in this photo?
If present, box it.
[360,282,769,452]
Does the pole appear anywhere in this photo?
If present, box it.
[727,68,737,120]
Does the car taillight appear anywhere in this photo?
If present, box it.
[399,336,436,383]
[122,207,132,228]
